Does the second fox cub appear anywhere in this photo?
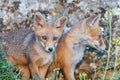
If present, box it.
[48,16,106,80]
[1,13,67,79]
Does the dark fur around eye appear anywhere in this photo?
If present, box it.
[53,37,58,40]
[36,23,43,28]
[41,36,47,40]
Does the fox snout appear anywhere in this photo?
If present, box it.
[45,46,55,53]
[92,40,106,51]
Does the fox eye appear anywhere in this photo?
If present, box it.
[38,23,43,28]
[41,36,47,40]
[53,37,58,41]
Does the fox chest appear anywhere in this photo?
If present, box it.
[37,55,53,66]
[30,45,53,66]
[35,53,53,66]
[71,43,85,67]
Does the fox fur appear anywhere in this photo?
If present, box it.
[1,13,67,79]
[47,16,106,80]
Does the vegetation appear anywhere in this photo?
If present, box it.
[0,0,120,80]
[0,49,20,80]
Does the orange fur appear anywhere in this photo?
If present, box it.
[2,13,67,79]
[48,16,106,80]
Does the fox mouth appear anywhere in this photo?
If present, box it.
[88,40,106,51]
[94,45,101,51]
[85,45,106,56]
[45,50,51,53]
[91,44,106,51]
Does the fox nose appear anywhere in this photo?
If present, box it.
[48,47,53,52]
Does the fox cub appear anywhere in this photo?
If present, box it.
[1,13,67,79]
[48,16,106,80]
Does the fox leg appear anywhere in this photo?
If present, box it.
[6,55,30,79]
[46,71,55,79]
[29,63,39,78]
[45,67,56,79]
[38,65,48,78]
[39,63,51,78]
[18,65,30,79]
[63,64,75,80]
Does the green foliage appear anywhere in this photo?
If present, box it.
[116,37,120,45]
[0,49,53,80]
[0,49,20,80]
[79,72,87,80]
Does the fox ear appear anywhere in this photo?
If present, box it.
[34,13,46,28]
[87,15,100,28]
[55,16,67,30]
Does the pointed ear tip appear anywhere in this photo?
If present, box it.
[34,15,39,22]
[35,12,45,18]
[35,12,42,16]
[61,16,67,22]
[93,14,101,20]
[34,12,46,22]
[63,16,67,19]
[87,15,99,22]
[34,13,40,20]
[87,15,100,26]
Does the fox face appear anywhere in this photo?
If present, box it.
[34,13,67,53]
[80,16,106,51]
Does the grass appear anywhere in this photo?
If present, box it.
[0,48,20,80]
[0,48,53,80]
[0,9,120,80]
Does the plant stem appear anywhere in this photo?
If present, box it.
[110,45,119,80]
[102,10,112,80]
